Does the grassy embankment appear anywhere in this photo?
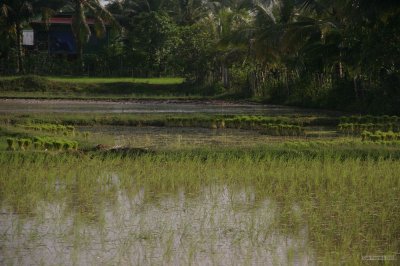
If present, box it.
[0,75,231,100]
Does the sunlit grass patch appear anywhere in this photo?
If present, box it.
[46,76,185,84]
[0,76,185,85]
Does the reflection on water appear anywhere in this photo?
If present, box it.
[0,184,313,265]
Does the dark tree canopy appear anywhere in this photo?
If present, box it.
[1,0,399,113]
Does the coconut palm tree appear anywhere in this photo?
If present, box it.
[62,0,119,66]
[0,0,64,73]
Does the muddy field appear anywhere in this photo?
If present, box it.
[0,99,340,116]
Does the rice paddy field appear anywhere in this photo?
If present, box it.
[0,101,399,265]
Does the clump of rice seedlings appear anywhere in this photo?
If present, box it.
[71,141,78,150]
[339,122,400,135]
[44,141,53,150]
[53,141,64,151]
[6,138,16,151]
[33,141,43,150]
[82,132,89,139]
[20,123,76,135]
[340,115,399,124]
[66,125,75,132]
[163,115,295,130]
[5,136,80,152]
[61,141,78,150]
[17,139,24,150]
[260,124,305,136]
[361,130,400,142]
[361,131,371,141]
[13,138,32,150]
[63,142,72,150]
[210,120,218,129]
[23,139,32,150]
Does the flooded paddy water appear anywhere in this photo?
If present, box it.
[0,99,398,265]
[0,99,339,116]
[0,185,312,265]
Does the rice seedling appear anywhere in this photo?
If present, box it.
[0,112,399,265]
[340,115,399,124]
[23,139,32,150]
[17,138,24,150]
[5,136,79,152]
[6,137,16,150]
[18,123,77,137]
[361,130,400,142]
[0,150,398,264]
[260,124,305,136]
[338,122,400,135]
[33,141,43,150]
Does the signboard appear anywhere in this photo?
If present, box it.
[22,30,34,46]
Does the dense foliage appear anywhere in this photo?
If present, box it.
[0,0,399,113]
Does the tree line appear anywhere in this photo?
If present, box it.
[1,0,399,113]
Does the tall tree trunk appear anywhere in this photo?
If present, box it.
[16,22,24,74]
[222,64,229,88]
[353,75,360,100]
[72,0,90,73]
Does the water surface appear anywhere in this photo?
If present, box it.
[0,185,313,265]
[0,99,338,116]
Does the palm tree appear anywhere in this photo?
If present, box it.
[62,0,119,66]
[0,0,64,73]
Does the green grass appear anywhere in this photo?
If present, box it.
[0,76,185,85]
[0,75,221,100]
